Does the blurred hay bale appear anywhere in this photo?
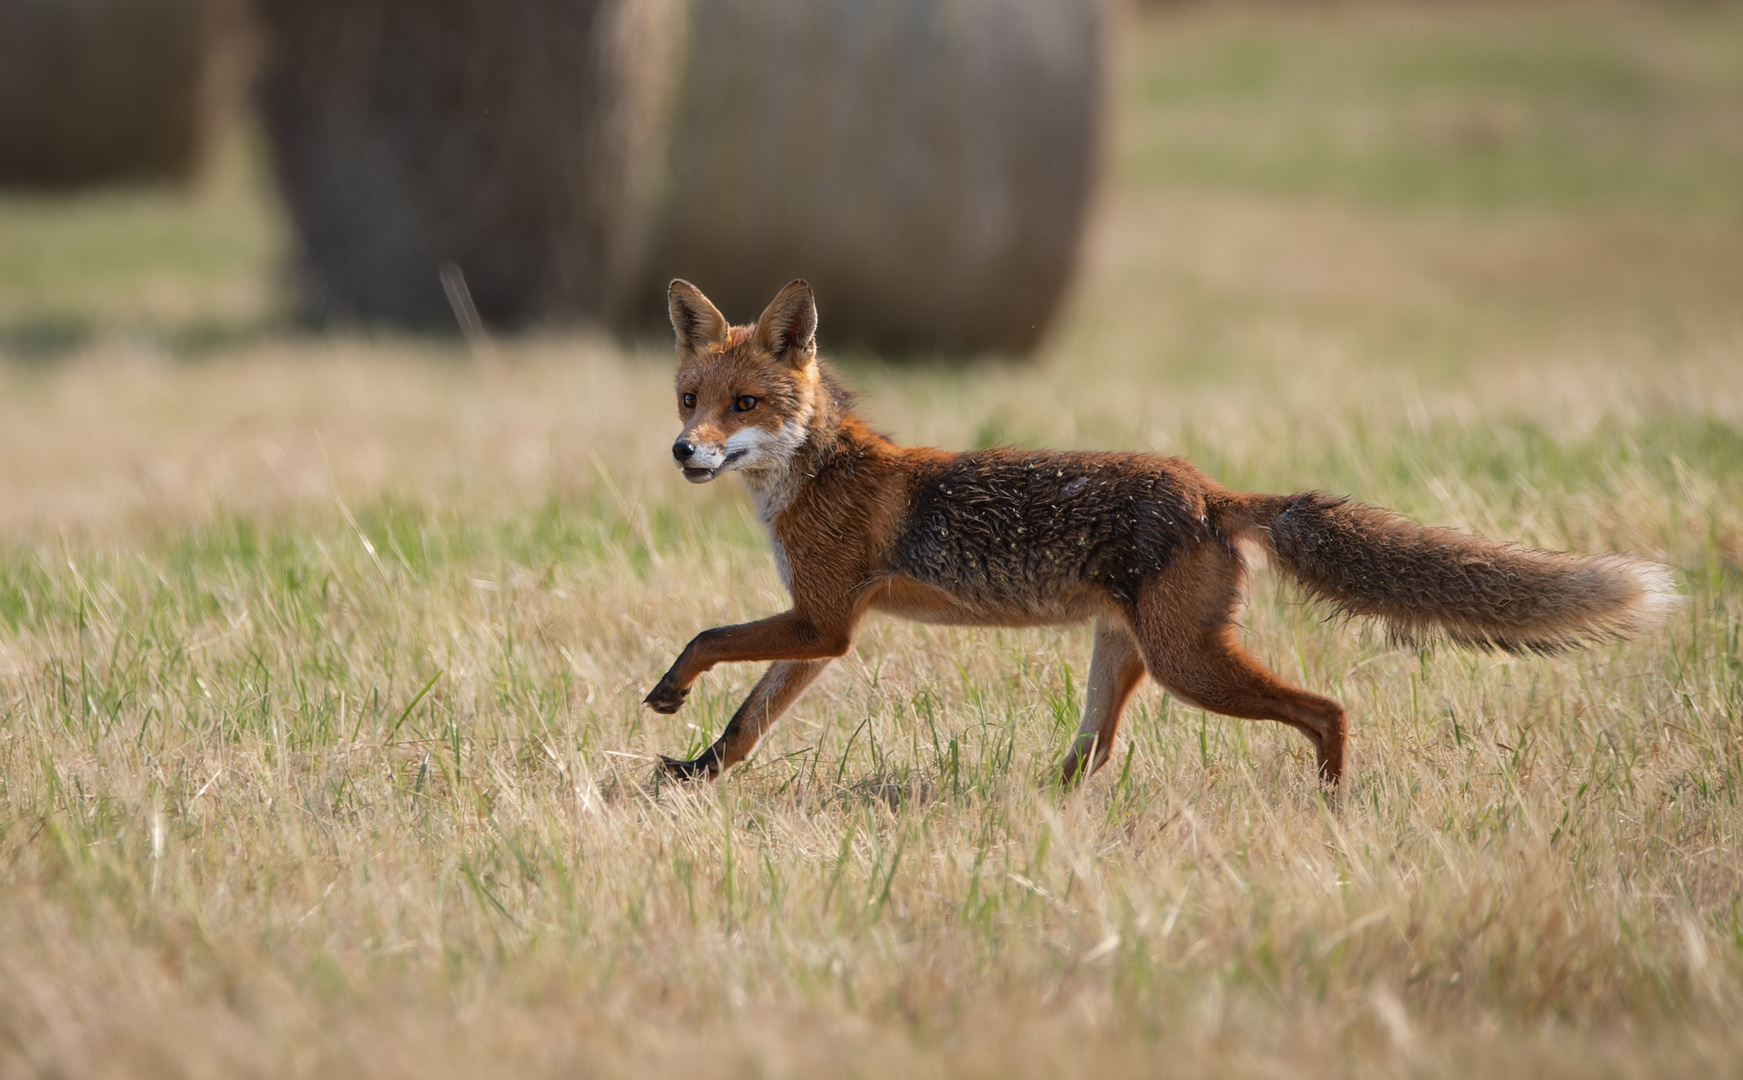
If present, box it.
[253,0,1103,349]
[0,0,216,186]
[254,0,682,329]
[641,0,1108,354]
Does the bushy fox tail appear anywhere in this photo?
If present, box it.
[1217,492,1678,654]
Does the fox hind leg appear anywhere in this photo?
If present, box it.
[1143,633,1347,784]
[660,658,832,780]
[1059,617,1148,786]
[1133,548,1348,784]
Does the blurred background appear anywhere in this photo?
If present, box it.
[1,0,1109,354]
[2,0,1735,363]
[2,10,1742,1072]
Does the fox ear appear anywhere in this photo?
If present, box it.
[668,279,729,353]
[754,280,817,368]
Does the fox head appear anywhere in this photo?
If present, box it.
[667,278,821,486]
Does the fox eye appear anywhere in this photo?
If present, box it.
[681,392,696,409]
[734,395,758,412]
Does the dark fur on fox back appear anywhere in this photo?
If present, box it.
[1229,492,1674,654]
[891,450,1212,609]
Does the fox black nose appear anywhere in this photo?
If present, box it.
[672,440,696,463]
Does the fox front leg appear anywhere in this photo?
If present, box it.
[643,610,853,715]
[642,670,692,714]
[660,658,833,780]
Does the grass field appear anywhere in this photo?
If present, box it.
[2,4,1742,1076]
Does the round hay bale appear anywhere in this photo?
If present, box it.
[640,0,1108,355]
[0,0,216,186]
[253,0,682,328]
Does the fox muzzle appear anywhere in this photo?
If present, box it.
[673,434,730,482]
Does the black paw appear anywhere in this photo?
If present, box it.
[658,752,720,781]
[643,681,690,714]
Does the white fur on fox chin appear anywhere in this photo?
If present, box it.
[733,377,817,525]
[730,418,809,595]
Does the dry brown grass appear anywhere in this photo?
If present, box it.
[1,3,1741,1077]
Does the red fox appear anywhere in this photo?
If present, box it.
[645,279,1677,787]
